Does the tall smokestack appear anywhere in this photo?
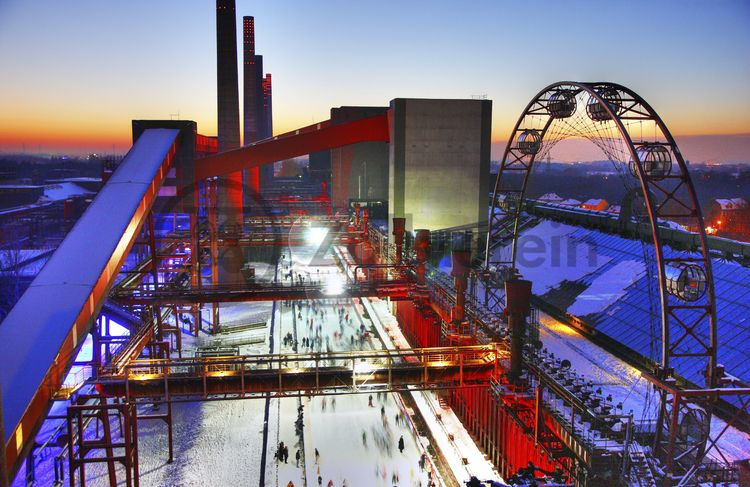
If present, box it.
[261,73,274,185]
[216,0,240,152]
[216,0,243,282]
[243,16,260,144]
[263,73,273,139]
[254,54,265,136]
[243,16,261,194]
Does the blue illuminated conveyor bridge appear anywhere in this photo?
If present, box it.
[0,129,180,477]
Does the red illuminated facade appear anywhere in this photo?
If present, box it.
[707,197,750,240]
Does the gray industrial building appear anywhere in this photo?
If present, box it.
[388,98,492,243]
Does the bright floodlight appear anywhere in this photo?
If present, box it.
[305,226,328,246]
[324,276,345,295]
[353,361,375,374]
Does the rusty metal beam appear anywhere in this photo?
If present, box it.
[195,112,390,180]
[98,345,503,398]
[111,281,415,306]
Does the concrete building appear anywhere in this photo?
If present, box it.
[388,98,491,245]
[308,150,331,187]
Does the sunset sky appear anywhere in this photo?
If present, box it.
[0,0,749,161]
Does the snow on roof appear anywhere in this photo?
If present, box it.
[582,198,607,206]
[659,219,686,231]
[511,216,750,388]
[607,205,621,213]
[558,198,581,206]
[40,182,94,202]
[492,219,611,293]
[538,193,563,202]
[714,197,748,210]
[567,260,645,316]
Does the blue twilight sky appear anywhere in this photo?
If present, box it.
[0,0,748,158]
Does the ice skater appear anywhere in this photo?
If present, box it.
[368,394,373,407]
[276,441,285,462]
[398,435,404,453]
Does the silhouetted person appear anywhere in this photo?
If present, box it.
[398,435,404,453]
[465,477,482,487]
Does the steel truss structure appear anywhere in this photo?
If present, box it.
[483,81,748,485]
[96,344,504,399]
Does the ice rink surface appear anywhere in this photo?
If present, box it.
[15,244,442,486]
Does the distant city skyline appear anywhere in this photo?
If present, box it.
[0,0,748,160]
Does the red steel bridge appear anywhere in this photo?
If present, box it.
[1,82,749,487]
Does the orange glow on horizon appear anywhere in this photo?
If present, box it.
[1,112,748,158]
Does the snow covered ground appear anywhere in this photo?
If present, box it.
[13,243,450,486]
[13,234,747,487]
[363,297,501,484]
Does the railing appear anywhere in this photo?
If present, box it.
[122,344,500,377]
[53,366,93,400]
[104,307,172,374]
[368,226,639,474]
[97,345,505,400]
[109,278,415,305]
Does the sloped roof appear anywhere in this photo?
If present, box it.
[513,218,750,387]
[715,198,748,210]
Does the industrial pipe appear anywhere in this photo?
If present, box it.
[414,229,431,286]
[505,279,532,384]
[451,250,472,325]
[361,208,370,235]
[392,218,406,265]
